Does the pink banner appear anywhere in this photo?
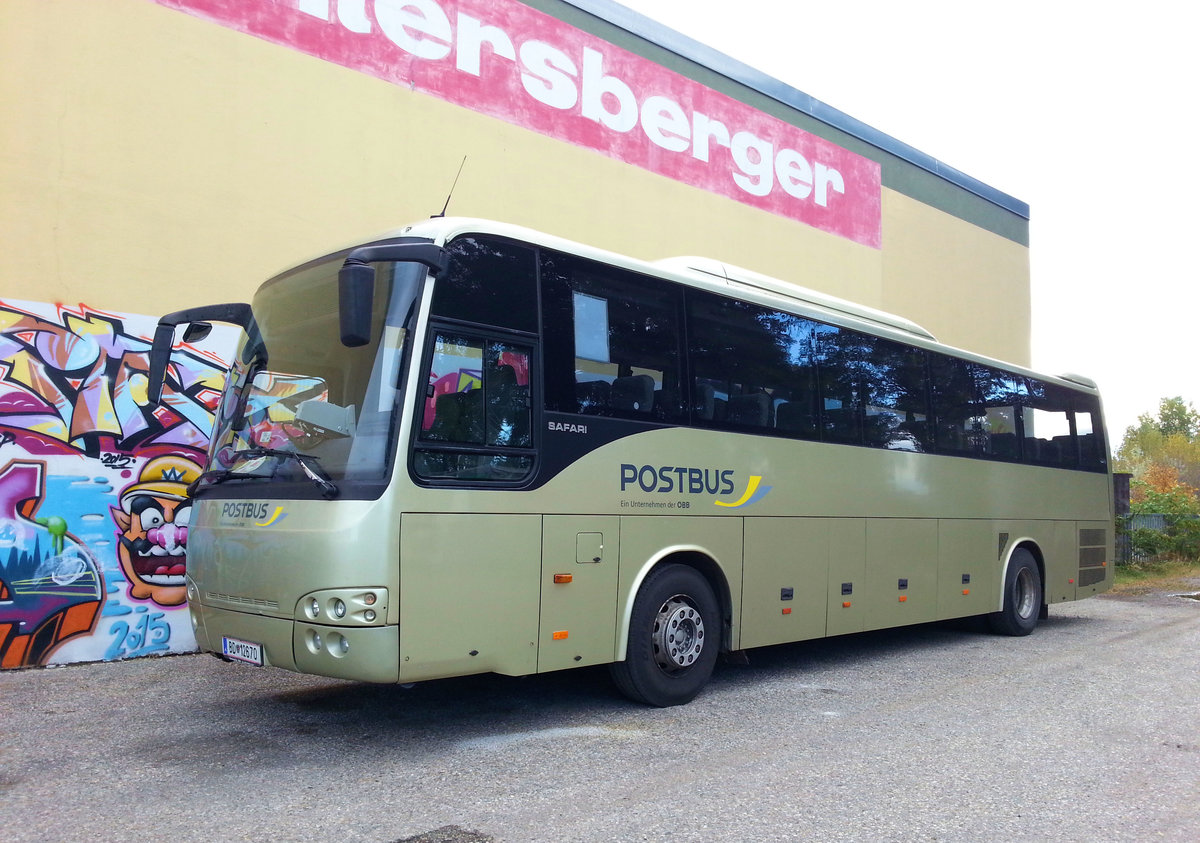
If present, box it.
[154,0,882,247]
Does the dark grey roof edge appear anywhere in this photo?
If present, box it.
[558,0,1030,220]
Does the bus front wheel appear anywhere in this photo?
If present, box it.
[611,564,720,707]
[988,548,1042,636]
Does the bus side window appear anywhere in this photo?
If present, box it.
[686,289,818,438]
[414,333,534,482]
[929,355,981,456]
[541,251,684,422]
[1022,379,1075,469]
[816,324,862,445]
[975,365,1025,461]
[434,237,538,332]
[859,337,930,452]
[1074,396,1107,472]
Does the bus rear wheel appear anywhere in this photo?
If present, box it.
[610,564,720,707]
[988,548,1042,636]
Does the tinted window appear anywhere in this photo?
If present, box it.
[688,291,820,437]
[432,237,538,333]
[541,251,684,422]
[860,338,930,452]
[929,355,982,456]
[1022,378,1076,468]
[413,332,534,482]
[975,365,1025,461]
[816,324,861,444]
[1073,393,1107,472]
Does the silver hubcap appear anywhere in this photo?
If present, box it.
[652,594,705,672]
[1015,566,1037,619]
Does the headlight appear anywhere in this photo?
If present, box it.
[295,589,388,625]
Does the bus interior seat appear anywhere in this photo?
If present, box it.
[611,374,655,414]
[775,400,815,436]
[823,407,860,442]
[727,392,771,428]
[989,432,1019,460]
[694,382,716,420]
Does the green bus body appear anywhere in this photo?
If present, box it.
[168,218,1113,706]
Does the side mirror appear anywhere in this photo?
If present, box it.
[182,322,213,343]
[146,303,257,406]
[337,242,447,348]
[338,260,374,348]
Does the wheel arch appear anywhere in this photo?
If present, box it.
[998,539,1045,612]
[615,547,733,662]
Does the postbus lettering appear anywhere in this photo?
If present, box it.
[620,463,735,495]
[220,502,270,520]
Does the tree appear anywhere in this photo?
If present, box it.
[1116,397,1200,491]
[1118,398,1200,561]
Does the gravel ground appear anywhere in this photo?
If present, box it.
[2,588,1198,842]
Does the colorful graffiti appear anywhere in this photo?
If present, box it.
[0,299,234,668]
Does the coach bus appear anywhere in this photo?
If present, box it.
[148,218,1113,706]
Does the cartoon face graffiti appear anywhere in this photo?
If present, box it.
[110,455,202,607]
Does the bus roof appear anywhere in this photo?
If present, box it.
[348,217,1097,395]
[652,256,937,342]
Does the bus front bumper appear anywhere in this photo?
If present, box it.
[193,603,400,683]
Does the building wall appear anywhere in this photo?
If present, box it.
[0,0,1030,667]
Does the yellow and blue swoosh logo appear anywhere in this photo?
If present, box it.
[254,506,287,527]
[714,475,772,509]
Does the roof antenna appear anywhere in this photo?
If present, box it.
[432,156,467,218]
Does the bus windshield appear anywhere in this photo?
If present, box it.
[199,254,425,498]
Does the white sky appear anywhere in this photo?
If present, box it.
[617,0,1199,445]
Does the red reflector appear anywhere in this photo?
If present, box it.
[898,595,907,603]
[552,630,568,640]
[962,589,970,596]
[553,573,573,584]
[781,607,792,615]
[842,601,851,608]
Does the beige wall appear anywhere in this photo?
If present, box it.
[1,0,1028,365]
[882,191,1031,364]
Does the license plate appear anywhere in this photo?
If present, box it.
[222,636,263,666]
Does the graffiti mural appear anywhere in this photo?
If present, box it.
[0,299,234,668]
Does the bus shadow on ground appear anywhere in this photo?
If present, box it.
[253,610,1099,729]
[141,607,1104,775]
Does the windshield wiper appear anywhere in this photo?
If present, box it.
[187,468,271,496]
[238,447,340,499]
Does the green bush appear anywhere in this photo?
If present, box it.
[1130,527,1171,560]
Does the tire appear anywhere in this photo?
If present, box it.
[988,548,1043,636]
[610,564,721,707]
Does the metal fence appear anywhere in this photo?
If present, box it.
[1116,513,1199,564]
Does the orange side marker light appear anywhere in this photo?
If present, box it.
[553,573,573,584]
[898,595,907,603]
[842,601,852,608]
[552,630,568,640]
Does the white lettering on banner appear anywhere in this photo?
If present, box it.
[519,41,579,110]
[155,0,882,247]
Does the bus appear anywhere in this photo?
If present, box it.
[148,217,1113,707]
